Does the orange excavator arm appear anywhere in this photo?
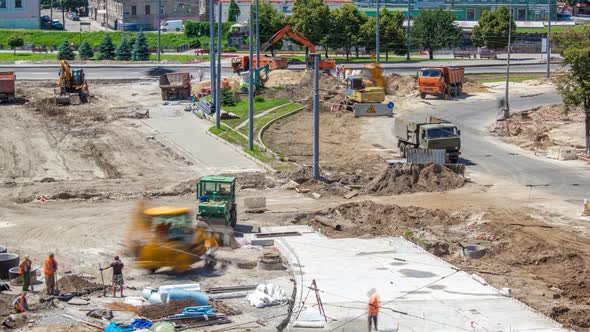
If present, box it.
[261,25,316,53]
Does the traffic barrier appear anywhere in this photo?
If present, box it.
[353,102,394,117]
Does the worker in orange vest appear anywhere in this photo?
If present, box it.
[368,289,379,331]
[80,81,89,104]
[18,255,32,292]
[12,293,28,313]
[43,253,58,295]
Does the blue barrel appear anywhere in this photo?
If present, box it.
[166,289,209,306]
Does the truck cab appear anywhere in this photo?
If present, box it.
[418,123,461,161]
[418,66,464,100]
[196,176,237,228]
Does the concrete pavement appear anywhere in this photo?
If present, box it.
[140,104,261,174]
[264,226,566,331]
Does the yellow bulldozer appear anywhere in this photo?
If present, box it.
[127,202,219,273]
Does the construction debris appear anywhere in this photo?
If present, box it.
[362,163,465,195]
[137,299,197,320]
[246,283,289,308]
[57,275,103,296]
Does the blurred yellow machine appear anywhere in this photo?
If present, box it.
[128,202,219,273]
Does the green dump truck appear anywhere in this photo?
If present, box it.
[196,176,237,228]
[394,117,461,163]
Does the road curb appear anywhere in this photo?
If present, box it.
[257,105,306,159]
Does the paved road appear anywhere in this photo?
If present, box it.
[0,64,562,80]
[367,87,590,204]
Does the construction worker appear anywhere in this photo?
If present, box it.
[197,69,204,82]
[368,289,379,331]
[341,65,346,80]
[18,255,32,292]
[12,293,28,313]
[100,256,124,297]
[80,81,89,104]
[43,253,58,295]
[336,65,341,79]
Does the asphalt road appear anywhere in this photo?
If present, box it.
[0,64,562,80]
[383,89,590,204]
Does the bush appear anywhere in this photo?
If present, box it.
[224,46,237,52]
[96,35,115,60]
[221,87,239,107]
[254,95,265,103]
[115,37,132,61]
[7,35,23,55]
[184,21,233,38]
[190,39,201,49]
[132,31,150,61]
[77,40,94,60]
[57,39,75,60]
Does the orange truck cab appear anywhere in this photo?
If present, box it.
[418,66,464,100]
[231,55,288,73]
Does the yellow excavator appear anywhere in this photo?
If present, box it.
[55,60,86,105]
[127,201,219,273]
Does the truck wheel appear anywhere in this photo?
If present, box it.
[230,204,237,228]
[420,93,426,99]
[449,156,459,163]
[400,143,406,158]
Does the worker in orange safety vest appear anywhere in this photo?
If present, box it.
[18,255,32,292]
[43,253,58,295]
[368,289,379,331]
[12,293,28,313]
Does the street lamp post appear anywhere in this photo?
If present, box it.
[546,0,552,78]
[216,1,222,129]
[209,0,216,110]
[406,0,411,60]
[504,0,512,119]
[376,0,380,63]
[256,0,260,68]
[157,0,161,62]
[248,4,254,151]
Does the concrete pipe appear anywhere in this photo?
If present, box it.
[0,253,19,280]
[0,246,6,253]
[8,267,39,285]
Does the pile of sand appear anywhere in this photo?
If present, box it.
[462,78,489,93]
[57,275,103,295]
[385,74,418,96]
[265,70,310,87]
[362,163,465,195]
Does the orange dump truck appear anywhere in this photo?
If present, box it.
[0,71,16,102]
[418,66,464,100]
[231,55,288,73]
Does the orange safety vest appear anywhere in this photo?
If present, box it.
[44,257,57,275]
[368,293,379,316]
[18,258,31,275]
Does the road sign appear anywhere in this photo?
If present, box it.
[388,101,395,109]
[367,105,376,113]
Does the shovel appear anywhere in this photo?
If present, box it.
[98,263,106,297]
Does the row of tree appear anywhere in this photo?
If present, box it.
[54,32,150,61]
[251,0,515,60]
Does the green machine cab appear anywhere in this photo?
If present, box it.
[196,176,237,228]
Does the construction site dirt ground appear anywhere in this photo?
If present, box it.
[1,79,590,330]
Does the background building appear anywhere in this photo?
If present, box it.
[218,0,353,23]
[0,0,41,29]
[88,0,208,31]
[356,0,558,21]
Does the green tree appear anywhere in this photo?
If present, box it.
[361,9,406,60]
[553,25,590,153]
[328,4,367,60]
[132,31,150,61]
[471,6,516,49]
[77,40,94,60]
[256,1,287,56]
[290,0,330,56]
[57,39,75,60]
[96,35,115,60]
[228,0,241,22]
[7,35,24,55]
[411,9,462,60]
[115,37,132,61]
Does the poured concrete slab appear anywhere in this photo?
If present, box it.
[266,228,567,332]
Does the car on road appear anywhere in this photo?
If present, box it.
[50,19,64,30]
[123,22,144,31]
[40,15,51,29]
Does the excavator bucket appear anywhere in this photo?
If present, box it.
[54,95,71,105]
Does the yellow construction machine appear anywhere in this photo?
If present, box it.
[55,60,86,105]
[127,202,219,273]
[344,62,393,117]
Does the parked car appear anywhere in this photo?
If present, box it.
[123,22,144,31]
[40,15,51,29]
[50,19,64,30]
[160,20,184,32]
[67,12,80,21]
[478,47,497,59]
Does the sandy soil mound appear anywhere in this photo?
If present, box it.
[0,293,14,318]
[462,78,489,93]
[362,163,465,195]
[265,70,346,108]
[57,275,103,295]
[385,74,418,97]
[493,104,584,152]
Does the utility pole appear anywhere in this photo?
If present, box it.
[406,0,411,61]
[216,1,222,128]
[546,0,551,78]
[209,0,216,110]
[376,0,380,63]
[248,4,254,151]
[50,0,53,21]
[105,0,108,30]
[312,53,320,180]
[157,0,161,61]
[256,0,260,68]
[62,0,65,29]
[504,0,512,119]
